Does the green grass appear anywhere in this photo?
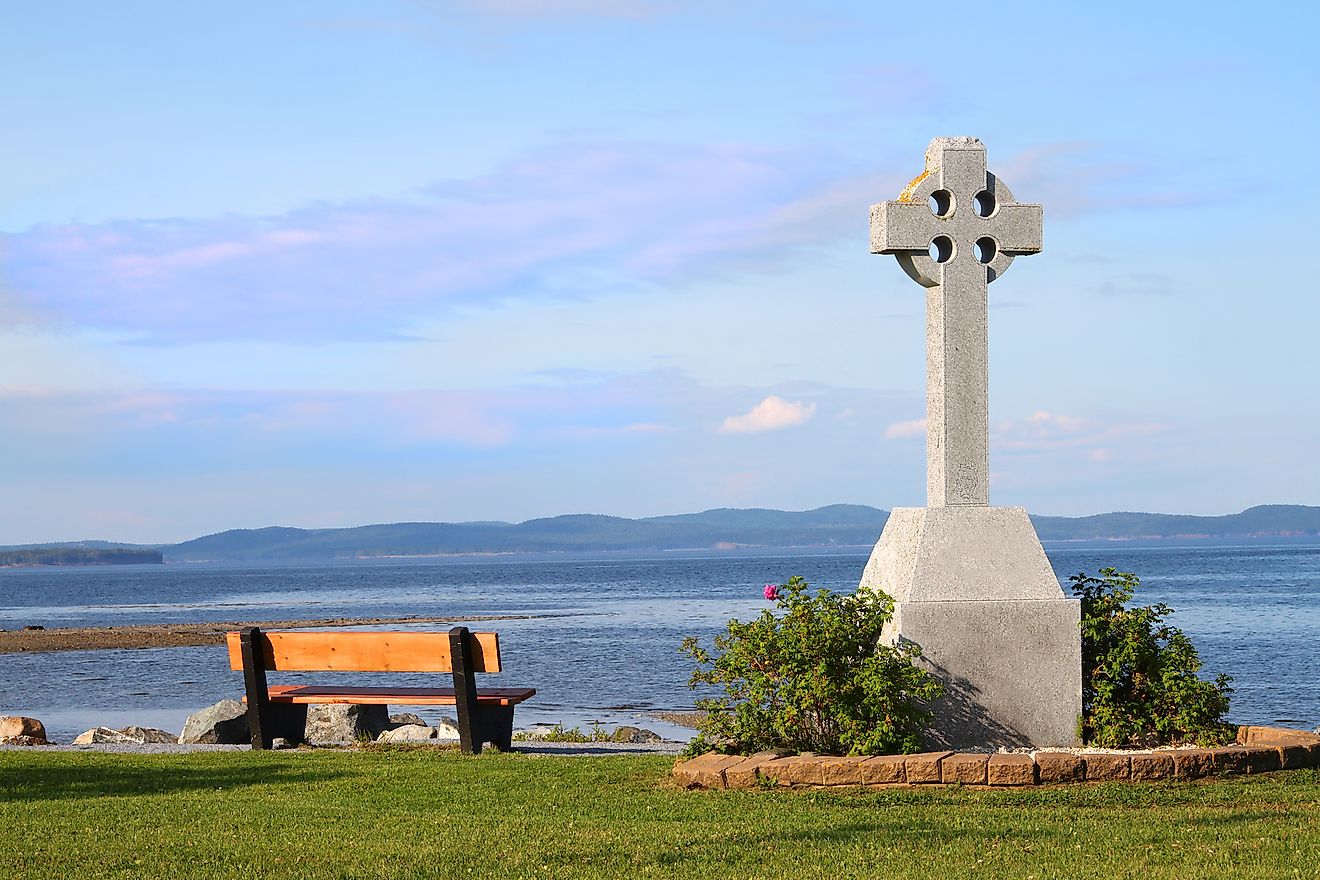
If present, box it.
[1,751,1318,879]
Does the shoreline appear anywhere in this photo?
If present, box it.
[0,614,567,654]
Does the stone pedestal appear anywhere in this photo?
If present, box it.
[859,506,1082,749]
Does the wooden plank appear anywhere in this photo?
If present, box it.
[263,685,536,706]
[225,630,502,673]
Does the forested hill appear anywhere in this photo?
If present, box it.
[0,547,163,566]
[159,504,1320,562]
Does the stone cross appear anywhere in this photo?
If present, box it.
[871,137,1042,508]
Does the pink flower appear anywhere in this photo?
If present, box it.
[763,583,780,601]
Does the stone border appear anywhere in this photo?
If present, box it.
[672,726,1320,790]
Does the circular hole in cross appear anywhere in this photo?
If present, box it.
[973,190,996,217]
[974,237,997,264]
[928,190,954,218]
[929,236,954,263]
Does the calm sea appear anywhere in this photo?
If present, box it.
[2,538,1318,742]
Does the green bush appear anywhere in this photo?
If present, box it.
[680,576,943,757]
[1072,568,1234,747]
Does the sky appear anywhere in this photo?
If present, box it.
[3,0,1319,544]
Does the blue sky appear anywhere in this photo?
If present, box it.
[3,0,1318,543]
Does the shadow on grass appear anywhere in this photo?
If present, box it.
[0,760,339,803]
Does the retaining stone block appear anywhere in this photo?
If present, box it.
[1130,753,1173,781]
[725,754,788,789]
[1245,747,1282,774]
[817,756,867,786]
[941,753,989,785]
[1210,748,1249,775]
[677,753,745,789]
[1035,752,1085,784]
[987,754,1035,786]
[904,751,952,784]
[771,755,827,787]
[860,755,906,785]
[1083,754,1131,782]
[1278,744,1311,770]
[1172,750,1216,780]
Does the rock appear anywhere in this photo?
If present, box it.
[72,726,175,745]
[304,704,390,745]
[377,725,439,744]
[0,716,46,741]
[0,735,51,746]
[610,725,663,744]
[389,713,427,727]
[73,727,128,745]
[434,716,461,740]
[23,625,44,631]
[179,699,250,745]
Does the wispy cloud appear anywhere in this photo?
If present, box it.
[883,417,926,439]
[719,395,816,434]
[3,138,1199,344]
[4,141,859,343]
[994,409,1167,457]
[994,141,1207,220]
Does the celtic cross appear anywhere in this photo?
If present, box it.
[871,137,1042,508]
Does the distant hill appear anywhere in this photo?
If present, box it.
[1031,504,1320,541]
[0,547,163,566]
[163,504,889,562]
[157,503,1320,562]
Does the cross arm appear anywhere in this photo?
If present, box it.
[870,200,937,254]
[989,203,1043,254]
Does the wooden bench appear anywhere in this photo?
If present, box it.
[226,625,535,753]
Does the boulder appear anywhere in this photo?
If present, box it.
[304,704,390,745]
[434,716,461,740]
[611,726,663,744]
[73,727,125,745]
[377,725,439,744]
[71,726,176,745]
[0,735,51,746]
[389,713,427,727]
[179,699,250,745]
[0,716,46,741]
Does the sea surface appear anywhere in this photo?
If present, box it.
[2,538,1318,742]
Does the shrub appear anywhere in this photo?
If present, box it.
[680,576,943,757]
[1072,568,1234,747]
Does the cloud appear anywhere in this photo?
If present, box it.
[2,137,1194,345]
[3,141,866,343]
[994,409,1167,457]
[719,396,816,434]
[993,141,1206,220]
[883,418,926,439]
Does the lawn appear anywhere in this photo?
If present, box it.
[1,750,1317,879]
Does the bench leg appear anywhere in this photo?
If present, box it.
[473,706,515,752]
[268,703,308,746]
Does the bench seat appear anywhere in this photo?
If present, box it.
[263,685,536,706]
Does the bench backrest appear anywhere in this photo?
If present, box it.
[224,630,502,673]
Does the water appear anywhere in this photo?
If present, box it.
[2,540,1317,742]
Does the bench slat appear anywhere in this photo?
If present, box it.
[225,630,501,673]
[264,684,536,707]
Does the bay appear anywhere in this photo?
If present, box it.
[2,538,1317,742]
